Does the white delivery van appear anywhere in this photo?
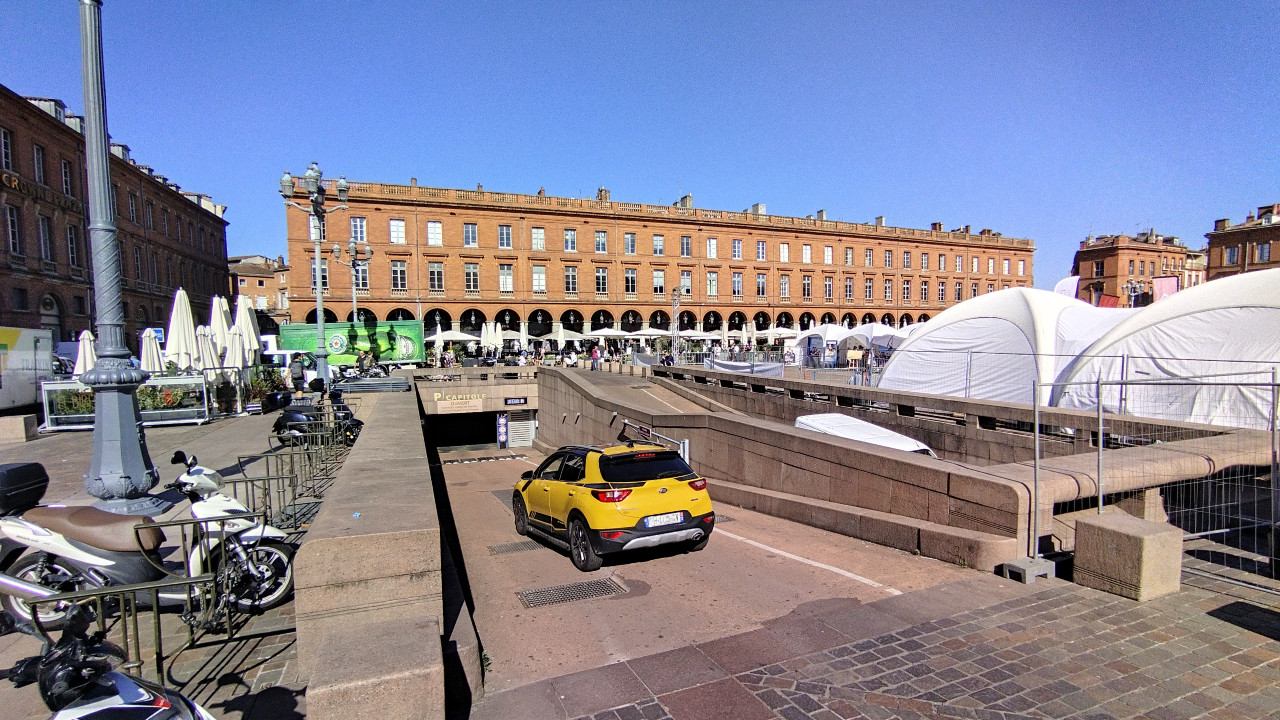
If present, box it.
[0,327,55,410]
[794,412,938,458]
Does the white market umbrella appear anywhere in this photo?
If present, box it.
[223,328,248,383]
[209,295,233,359]
[195,326,221,382]
[429,325,443,362]
[437,330,479,342]
[140,328,164,373]
[73,329,97,377]
[555,323,565,350]
[589,327,629,338]
[719,325,729,346]
[678,329,717,340]
[490,321,504,350]
[233,295,263,365]
[164,288,199,371]
[519,321,529,352]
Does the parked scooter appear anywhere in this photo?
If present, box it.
[1,571,217,719]
[271,386,362,447]
[0,452,295,630]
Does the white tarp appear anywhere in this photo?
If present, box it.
[1053,268,1280,429]
[702,358,785,377]
[877,288,1131,405]
[794,413,937,457]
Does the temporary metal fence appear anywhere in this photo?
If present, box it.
[1032,372,1279,594]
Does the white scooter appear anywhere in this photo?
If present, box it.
[0,452,295,630]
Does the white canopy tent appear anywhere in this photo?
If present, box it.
[1053,268,1280,429]
[795,323,856,345]
[877,288,1132,405]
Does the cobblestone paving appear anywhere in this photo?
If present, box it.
[568,580,1280,720]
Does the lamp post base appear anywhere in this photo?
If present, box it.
[92,494,173,517]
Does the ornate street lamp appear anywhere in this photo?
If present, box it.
[78,0,167,514]
[331,236,373,322]
[280,163,348,390]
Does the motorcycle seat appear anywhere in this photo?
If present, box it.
[21,506,166,552]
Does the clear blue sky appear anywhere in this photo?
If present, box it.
[3,2,1276,287]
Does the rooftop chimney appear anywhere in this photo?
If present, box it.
[816,209,827,221]
[1214,218,1229,232]
[597,187,611,202]
[751,203,767,215]
[930,222,943,232]
[109,143,130,161]
[410,177,417,186]
[874,216,885,227]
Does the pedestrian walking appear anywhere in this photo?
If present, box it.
[288,353,305,398]
[591,345,600,371]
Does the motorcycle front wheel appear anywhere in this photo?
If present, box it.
[216,540,295,611]
[0,554,85,631]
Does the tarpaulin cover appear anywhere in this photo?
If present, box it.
[703,358,785,377]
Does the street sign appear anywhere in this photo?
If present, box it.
[497,413,509,445]
[504,397,527,406]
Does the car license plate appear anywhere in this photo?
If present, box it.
[645,512,683,528]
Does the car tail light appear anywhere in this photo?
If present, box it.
[600,531,624,540]
[703,515,714,523]
[688,478,707,491]
[592,489,632,502]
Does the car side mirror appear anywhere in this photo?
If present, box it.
[520,470,533,480]
[170,451,187,466]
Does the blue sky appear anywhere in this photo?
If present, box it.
[2,2,1276,288]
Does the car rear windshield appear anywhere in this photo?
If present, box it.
[599,450,694,484]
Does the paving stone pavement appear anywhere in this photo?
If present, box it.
[478,574,1280,720]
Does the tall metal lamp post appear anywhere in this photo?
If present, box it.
[78,0,167,515]
[280,163,348,390]
[331,236,373,322]
[1122,279,1143,308]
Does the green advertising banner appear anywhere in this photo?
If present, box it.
[277,320,424,366]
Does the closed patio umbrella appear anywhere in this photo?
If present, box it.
[223,328,247,384]
[233,295,263,365]
[140,328,164,373]
[195,326,221,384]
[164,288,199,371]
[73,329,97,377]
[209,295,233,360]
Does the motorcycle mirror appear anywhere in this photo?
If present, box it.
[170,451,187,466]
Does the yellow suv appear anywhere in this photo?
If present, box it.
[513,443,715,571]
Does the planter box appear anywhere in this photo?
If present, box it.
[41,375,211,432]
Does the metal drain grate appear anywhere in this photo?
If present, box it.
[715,514,734,523]
[489,539,542,555]
[442,454,528,465]
[518,578,626,608]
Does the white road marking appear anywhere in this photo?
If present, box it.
[717,529,902,595]
[640,389,684,412]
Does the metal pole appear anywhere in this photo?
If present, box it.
[1033,379,1041,558]
[1097,377,1105,514]
[1272,369,1279,577]
[78,0,166,515]
[312,214,328,390]
[350,241,358,321]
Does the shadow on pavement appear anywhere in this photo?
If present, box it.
[1207,600,1280,641]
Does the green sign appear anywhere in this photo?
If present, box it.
[278,320,424,366]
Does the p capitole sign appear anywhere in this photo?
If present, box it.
[432,390,487,414]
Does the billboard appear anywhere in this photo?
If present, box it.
[277,320,424,366]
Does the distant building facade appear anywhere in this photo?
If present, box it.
[1071,231,1191,307]
[0,82,229,350]
[1205,203,1280,281]
[228,254,289,333]
[282,181,1035,339]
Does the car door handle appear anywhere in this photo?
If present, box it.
[568,491,575,496]
[542,487,549,492]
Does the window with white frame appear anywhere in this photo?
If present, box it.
[312,258,328,290]
[429,262,444,291]
[681,270,692,294]
[532,265,546,292]
[865,277,873,300]
[938,254,946,271]
[499,264,514,292]
[1018,259,1026,276]
[802,275,812,298]
[354,263,369,290]
[463,262,478,291]
[955,255,963,273]
[845,248,853,266]
[33,145,45,185]
[921,253,929,271]
[681,235,691,257]
[732,272,743,297]
[706,271,718,296]
[757,273,767,297]
[1002,258,1010,275]
[824,246,833,265]
[385,261,401,290]
[972,256,979,273]
[37,216,52,261]
[732,238,742,260]
[498,224,512,249]
[652,269,664,295]
[61,160,74,196]
[351,217,367,243]
[955,283,963,302]
[921,281,929,303]
[564,228,577,252]
[988,283,994,294]
[780,274,789,297]
[938,281,946,303]
[705,236,716,258]
[5,205,20,255]
[145,202,154,229]
[161,209,169,236]
[779,243,789,263]
[1258,244,1272,263]
[865,248,873,267]
[757,240,767,261]
[1224,246,1238,265]
[625,232,636,254]
[66,225,79,267]
[389,218,405,244]
[564,266,578,293]
[463,223,477,247]
[596,230,607,253]
[625,268,637,294]
[595,267,608,293]
[903,251,911,270]
[845,277,853,300]
[133,247,142,280]
[530,226,544,251]
[988,257,995,274]
[824,276,833,299]
[128,194,137,223]
[0,128,11,170]
[884,278,892,300]
[652,234,664,256]
[884,250,892,268]
[902,279,911,301]
[802,244,812,263]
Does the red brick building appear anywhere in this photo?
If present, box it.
[1205,203,1280,281]
[1071,231,1192,307]
[283,180,1035,338]
[0,82,229,350]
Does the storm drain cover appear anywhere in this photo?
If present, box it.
[716,514,734,523]
[492,490,514,511]
[489,540,542,555]
[518,578,626,608]
[442,454,528,465]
